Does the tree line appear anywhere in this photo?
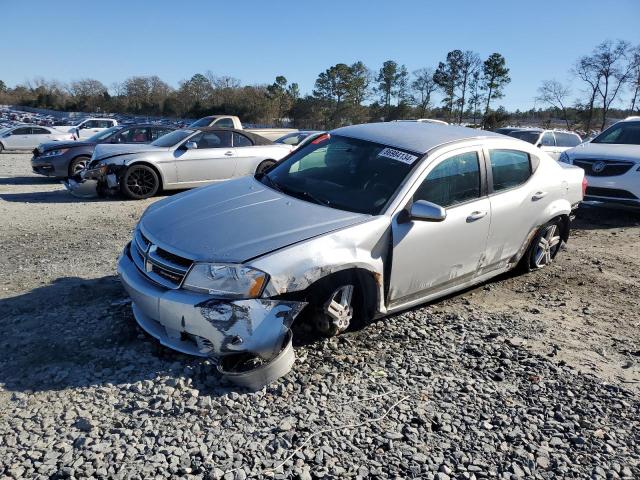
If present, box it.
[0,40,637,131]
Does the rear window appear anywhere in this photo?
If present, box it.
[555,132,581,147]
[489,150,531,192]
[507,130,541,144]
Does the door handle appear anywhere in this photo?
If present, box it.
[466,211,487,222]
[224,151,234,156]
[532,191,548,200]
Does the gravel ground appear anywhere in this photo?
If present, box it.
[0,152,639,479]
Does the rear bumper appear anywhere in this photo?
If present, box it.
[117,244,305,359]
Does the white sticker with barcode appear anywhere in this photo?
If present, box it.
[378,147,418,164]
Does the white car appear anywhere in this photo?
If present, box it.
[0,125,74,152]
[56,118,118,140]
[506,129,582,160]
[560,117,640,207]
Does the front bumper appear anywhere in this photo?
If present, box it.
[31,154,70,177]
[582,171,640,207]
[117,244,305,359]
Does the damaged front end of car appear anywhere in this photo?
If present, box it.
[63,161,125,198]
[117,235,308,389]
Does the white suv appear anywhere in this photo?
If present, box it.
[560,117,640,207]
[505,129,582,161]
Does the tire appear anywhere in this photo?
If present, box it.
[0,143,4,154]
[68,156,90,177]
[120,164,160,200]
[256,159,276,175]
[522,219,563,272]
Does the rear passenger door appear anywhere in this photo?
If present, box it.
[389,147,491,306]
[483,148,550,270]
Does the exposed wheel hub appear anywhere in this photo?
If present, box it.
[314,284,354,336]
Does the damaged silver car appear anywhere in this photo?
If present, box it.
[118,122,585,386]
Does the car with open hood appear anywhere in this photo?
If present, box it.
[116,121,585,383]
[31,124,176,177]
[64,127,293,199]
[559,117,640,207]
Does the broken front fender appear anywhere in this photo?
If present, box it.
[118,247,306,359]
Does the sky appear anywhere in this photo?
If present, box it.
[2,0,640,111]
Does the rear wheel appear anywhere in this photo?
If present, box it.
[256,159,276,175]
[523,220,563,271]
[120,164,159,200]
[68,156,90,177]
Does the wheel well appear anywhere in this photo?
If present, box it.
[67,155,91,174]
[126,162,163,190]
[302,268,379,321]
[553,214,571,242]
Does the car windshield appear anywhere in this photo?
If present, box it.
[591,121,640,145]
[260,134,420,215]
[507,130,541,144]
[87,126,120,142]
[275,132,311,146]
[151,129,194,147]
[189,117,213,128]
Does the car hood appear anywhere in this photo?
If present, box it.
[94,143,164,162]
[139,176,371,263]
[38,140,94,152]
[567,142,640,162]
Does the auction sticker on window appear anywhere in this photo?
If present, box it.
[378,147,418,164]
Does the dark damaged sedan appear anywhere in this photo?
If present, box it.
[31,124,176,177]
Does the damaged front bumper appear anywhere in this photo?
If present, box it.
[117,244,306,361]
[63,166,121,198]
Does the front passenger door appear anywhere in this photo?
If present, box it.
[175,130,237,184]
[388,148,491,307]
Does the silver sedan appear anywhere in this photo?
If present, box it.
[117,122,585,379]
[65,127,293,199]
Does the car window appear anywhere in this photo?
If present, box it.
[13,127,31,135]
[413,151,480,208]
[114,128,149,143]
[189,117,213,128]
[98,120,113,128]
[489,150,531,192]
[554,132,581,147]
[233,132,253,147]
[540,132,555,146]
[214,118,235,128]
[507,130,540,144]
[32,127,50,134]
[592,121,640,145]
[83,120,97,129]
[189,131,232,149]
[150,128,173,141]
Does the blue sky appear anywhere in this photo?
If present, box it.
[2,0,639,111]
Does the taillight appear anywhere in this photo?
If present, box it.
[311,133,330,144]
[581,176,588,197]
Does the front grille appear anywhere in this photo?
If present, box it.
[585,187,638,200]
[130,229,192,289]
[573,158,635,177]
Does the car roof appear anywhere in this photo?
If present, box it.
[194,127,274,145]
[331,122,503,154]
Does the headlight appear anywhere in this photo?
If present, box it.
[559,152,571,164]
[183,263,268,299]
[42,148,69,157]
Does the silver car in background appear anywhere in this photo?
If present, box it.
[66,127,293,199]
[117,122,585,377]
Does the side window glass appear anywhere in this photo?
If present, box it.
[151,129,171,141]
[13,127,31,135]
[555,132,580,147]
[540,132,555,146]
[214,118,235,128]
[130,128,149,143]
[233,132,252,147]
[489,149,531,192]
[32,127,48,134]
[195,131,232,149]
[413,151,481,208]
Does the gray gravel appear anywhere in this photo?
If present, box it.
[1,154,639,479]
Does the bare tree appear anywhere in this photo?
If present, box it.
[536,80,572,129]
[573,55,602,133]
[411,68,437,117]
[457,51,481,123]
[628,46,640,114]
[591,40,634,129]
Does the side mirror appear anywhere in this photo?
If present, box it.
[409,200,447,222]
[536,143,543,148]
[184,141,198,150]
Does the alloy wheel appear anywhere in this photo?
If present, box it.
[533,224,561,268]
[126,168,156,196]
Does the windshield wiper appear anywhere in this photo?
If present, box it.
[279,185,331,207]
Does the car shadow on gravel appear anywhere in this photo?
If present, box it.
[0,276,229,395]
[0,176,60,186]
[0,190,108,203]
[573,204,640,230]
